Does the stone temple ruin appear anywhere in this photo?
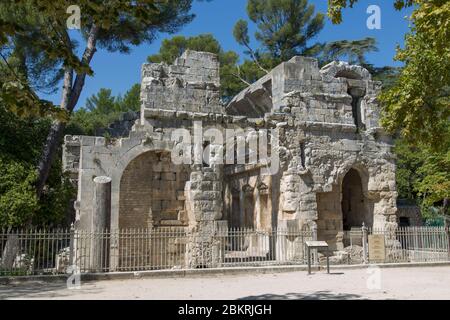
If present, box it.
[63,50,398,269]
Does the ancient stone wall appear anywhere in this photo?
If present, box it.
[64,50,399,269]
[119,151,190,229]
[141,50,222,114]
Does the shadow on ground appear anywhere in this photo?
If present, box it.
[0,281,101,299]
[238,291,368,300]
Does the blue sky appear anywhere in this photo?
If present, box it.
[41,0,413,108]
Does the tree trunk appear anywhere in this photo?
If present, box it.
[1,234,20,269]
[36,25,99,198]
[443,197,449,229]
[36,121,66,197]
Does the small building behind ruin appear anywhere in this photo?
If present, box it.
[63,50,398,269]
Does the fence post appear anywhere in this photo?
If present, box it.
[362,222,368,264]
[446,226,450,261]
[69,223,75,271]
[311,223,318,266]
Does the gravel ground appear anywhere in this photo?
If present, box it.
[1,266,449,300]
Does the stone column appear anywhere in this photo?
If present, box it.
[188,166,223,268]
[91,176,112,272]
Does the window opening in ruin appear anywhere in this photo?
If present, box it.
[300,142,306,168]
[347,87,365,132]
[203,141,210,167]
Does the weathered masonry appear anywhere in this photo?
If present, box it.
[63,50,398,269]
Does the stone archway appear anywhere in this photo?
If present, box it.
[117,150,191,270]
[341,168,372,230]
[119,150,191,229]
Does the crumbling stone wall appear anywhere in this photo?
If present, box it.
[119,151,190,229]
[64,50,399,269]
[227,56,398,250]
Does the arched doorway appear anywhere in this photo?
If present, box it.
[118,150,191,270]
[119,151,191,229]
[341,168,370,230]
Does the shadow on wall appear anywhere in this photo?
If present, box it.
[238,290,369,300]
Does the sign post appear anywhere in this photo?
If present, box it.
[305,240,330,274]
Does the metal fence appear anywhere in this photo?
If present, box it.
[1,226,448,276]
[370,226,450,263]
[338,226,450,265]
[0,229,72,276]
[0,227,313,276]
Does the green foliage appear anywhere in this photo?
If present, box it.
[233,20,251,49]
[321,37,378,66]
[380,1,450,151]
[148,34,222,64]
[0,160,38,228]
[239,0,325,62]
[0,106,74,228]
[415,145,450,210]
[116,83,141,112]
[0,61,68,121]
[68,84,141,136]
[394,138,425,202]
[0,0,195,120]
[394,131,450,218]
[86,88,116,114]
[368,66,401,90]
[232,0,378,91]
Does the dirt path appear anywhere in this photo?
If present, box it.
[1,266,449,300]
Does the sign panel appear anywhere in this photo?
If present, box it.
[305,241,329,248]
[368,234,386,262]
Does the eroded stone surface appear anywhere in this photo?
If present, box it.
[63,51,398,268]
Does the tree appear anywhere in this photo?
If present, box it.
[320,37,378,66]
[234,0,325,64]
[68,84,141,136]
[232,0,379,87]
[380,1,450,150]
[0,0,196,197]
[116,83,141,112]
[394,138,426,202]
[0,105,74,228]
[85,88,116,114]
[394,132,450,218]
[148,34,221,64]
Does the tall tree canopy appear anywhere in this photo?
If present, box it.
[69,84,141,136]
[233,0,380,81]
[321,37,378,66]
[0,0,196,197]
[233,0,325,64]
[379,1,450,150]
